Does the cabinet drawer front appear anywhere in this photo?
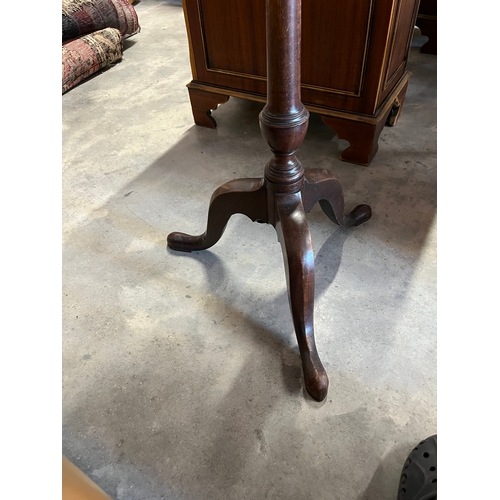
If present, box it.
[199,0,268,78]
[196,0,373,97]
[302,0,373,96]
[379,0,420,102]
[184,0,418,115]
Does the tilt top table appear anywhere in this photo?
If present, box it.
[168,0,372,401]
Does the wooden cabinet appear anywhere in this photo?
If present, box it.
[182,0,420,166]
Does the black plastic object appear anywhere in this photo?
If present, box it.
[397,434,437,500]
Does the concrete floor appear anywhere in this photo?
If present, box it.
[62,1,437,499]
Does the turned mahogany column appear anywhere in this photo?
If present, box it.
[259,0,328,400]
[168,0,372,401]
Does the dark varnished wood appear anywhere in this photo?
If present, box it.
[182,0,420,165]
[321,114,388,167]
[187,87,229,129]
[167,178,267,251]
[275,192,328,401]
[168,0,371,401]
[321,79,410,165]
[303,169,372,227]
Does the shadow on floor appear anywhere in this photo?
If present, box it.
[63,44,436,500]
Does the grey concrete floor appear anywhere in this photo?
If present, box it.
[62,1,437,499]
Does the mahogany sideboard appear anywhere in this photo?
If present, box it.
[182,0,420,166]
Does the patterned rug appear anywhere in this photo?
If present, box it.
[62,0,140,42]
[62,27,123,93]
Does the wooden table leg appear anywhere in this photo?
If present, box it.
[168,0,371,401]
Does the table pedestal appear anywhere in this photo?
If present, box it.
[168,0,371,401]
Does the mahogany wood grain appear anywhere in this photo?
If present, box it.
[167,178,268,251]
[275,192,328,401]
[181,0,420,165]
[169,0,371,401]
[187,87,229,129]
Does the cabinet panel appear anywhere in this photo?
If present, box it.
[382,0,418,92]
[302,0,373,96]
[200,0,267,77]
[182,0,419,165]
[198,0,375,97]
